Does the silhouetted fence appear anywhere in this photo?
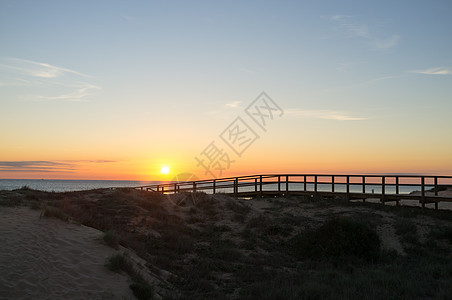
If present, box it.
[138,174,452,209]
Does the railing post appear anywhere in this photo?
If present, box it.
[395,176,399,195]
[255,178,258,193]
[213,179,216,194]
[304,175,307,191]
[314,175,318,195]
[235,177,238,196]
[332,175,335,193]
[434,177,438,196]
[259,175,263,197]
[286,175,289,195]
[278,175,281,193]
[421,176,425,208]
[193,182,196,193]
[174,183,177,194]
[381,176,385,204]
[346,176,350,200]
[362,176,365,193]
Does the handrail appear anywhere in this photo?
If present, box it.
[137,174,452,209]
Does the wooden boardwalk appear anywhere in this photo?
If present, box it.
[138,174,452,209]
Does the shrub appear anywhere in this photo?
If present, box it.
[430,227,452,243]
[289,217,381,261]
[105,253,129,273]
[106,253,154,299]
[395,218,418,244]
[40,206,69,222]
[103,230,120,249]
[130,282,154,300]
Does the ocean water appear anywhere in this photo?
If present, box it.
[0,179,431,195]
[0,179,159,192]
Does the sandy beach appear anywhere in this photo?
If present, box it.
[0,207,134,300]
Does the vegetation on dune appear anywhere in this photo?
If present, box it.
[40,205,70,222]
[105,252,155,299]
[289,217,381,261]
[103,230,120,249]
[2,188,452,299]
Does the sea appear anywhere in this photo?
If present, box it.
[0,179,427,194]
[0,179,160,192]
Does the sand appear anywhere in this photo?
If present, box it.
[0,207,134,300]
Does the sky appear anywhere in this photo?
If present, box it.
[1,0,451,181]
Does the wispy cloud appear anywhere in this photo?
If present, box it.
[329,15,399,50]
[411,67,451,75]
[0,57,100,101]
[371,35,400,49]
[1,57,93,79]
[0,161,76,173]
[239,68,258,75]
[37,84,101,101]
[285,108,368,121]
[225,101,241,108]
[0,160,117,173]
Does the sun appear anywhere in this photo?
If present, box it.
[160,166,170,174]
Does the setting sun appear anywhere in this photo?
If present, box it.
[160,166,170,175]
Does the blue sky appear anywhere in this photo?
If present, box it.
[1,0,451,179]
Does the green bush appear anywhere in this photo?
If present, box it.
[289,217,381,261]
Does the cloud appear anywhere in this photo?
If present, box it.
[329,15,399,50]
[239,68,258,75]
[0,57,100,101]
[37,84,101,101]
[225,101,241,108]
[411,67,451,75]
[371,34,400,49]
[1,58,92,79]
[285,109,368,121]
[0,161,76,173]
[0,160,116,173]
[62,160,118,163]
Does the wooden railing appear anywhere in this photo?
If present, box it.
[138,174,452,209]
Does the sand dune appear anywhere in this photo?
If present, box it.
[1,188,452,299]
[0,207,134,300]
